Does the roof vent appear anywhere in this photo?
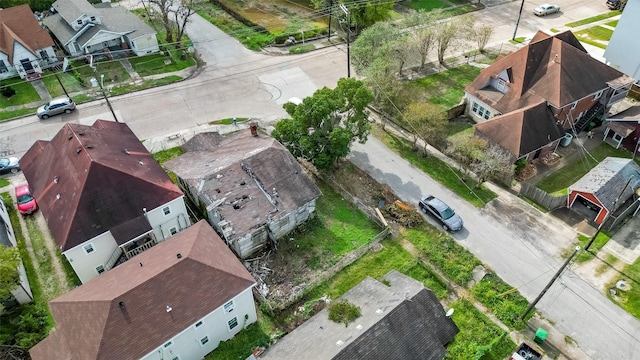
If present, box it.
[76,147,82,154]
[119,301,125,309]
[375,309,384,315]
[138,160,144,165]
[166,305,172,313]
[54,176,59,183]
[336,340,344,347]
[86,144,93,149]
[177,253,182,259]
[56,193,60,199]
[67,135,73,140]
[78,131,84,136]
[124,149,130,155]
[139,262,143,267]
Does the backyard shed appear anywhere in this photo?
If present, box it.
[567,157,640,224]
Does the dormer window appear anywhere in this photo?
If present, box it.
[594,90,604,100]
[90,16,96,21]
[77,19,83,25]
[571,102,577,110]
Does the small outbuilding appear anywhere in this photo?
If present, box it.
[568,157,640,224]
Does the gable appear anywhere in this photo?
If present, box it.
[466,31,627,113]
[21,120,183,251]
[0,4,54,64]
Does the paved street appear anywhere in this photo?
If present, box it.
[2,0,639,358]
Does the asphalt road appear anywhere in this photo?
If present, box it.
[2,0,638,357]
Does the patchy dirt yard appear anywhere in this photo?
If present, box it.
[246,159,402,310]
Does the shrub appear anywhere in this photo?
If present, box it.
[328,299,361,327]
[1,85,16,98]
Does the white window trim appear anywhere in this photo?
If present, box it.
[194,320,204,329]
[163,340,173,349]
[169,226,178,235]
[162,206,171,216]
[595,90,604,99]
[199,335,209,347]
[95,264,105,275]
[224,300,235,313]
[83,243,95,255]
[227,316,238,331]
[571,101,577,110]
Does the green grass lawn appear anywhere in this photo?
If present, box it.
[606,257,640,319]
[574,26,614,49]
[573,232,611,263]
[565,11,620,27]
[72,59,130,86]
[372,125,497,207]
[406,65,482,110]
[406,0,449,11]
[536,143,635,193]
[606,19,619,27]
[129,50,195,77]
[0,108,36,122]
[0,78,41,107]
[41,71,87,97]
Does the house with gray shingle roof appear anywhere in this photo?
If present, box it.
[568,157,640,225]
[0,4,56,80]
[44,0,158,57]
[261,270,459,360]
[29,220,257,360]
[165,130,322,259]
[465,30,635,162]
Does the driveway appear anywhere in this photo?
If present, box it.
[348,136,640,359]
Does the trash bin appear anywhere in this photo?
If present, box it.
[560,133,573,147]
[534,327,548,344]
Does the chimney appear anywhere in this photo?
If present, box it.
[250,122,258,137]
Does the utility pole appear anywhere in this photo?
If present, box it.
[512,0,525,41]
[339,4,351,78]
[327,0,332,41]
[521,246,580,320]
[53,71,70,98]
[97,72,119,122]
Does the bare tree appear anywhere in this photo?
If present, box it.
[475,24,494,52]
[445,134,487,171]
[174,0,197,46]
[405,9,445,68]
[148,0,174,43]
[471,143,514,186]
[148,0,196,45]
[434,14,474,64]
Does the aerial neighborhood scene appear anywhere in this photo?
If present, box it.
[2,0,640,359]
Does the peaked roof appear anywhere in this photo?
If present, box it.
[570,157,640,212]
[0,4,54,64]
[475,101,565,158]
[20,120,183,252]
[51,0,98,25]
[165,131,322,241]
[29,220,256,360]
[261,271,459,360]
[466,30,630,112]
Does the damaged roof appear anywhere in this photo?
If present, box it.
[20,120,183,252]
[29,221,256,360]
[164,131,321,241]
[570,157,640,212]
[466,30,631,113]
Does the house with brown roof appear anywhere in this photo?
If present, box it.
[164,130,322,259]
[465,30,635,162]
[43,0,159,57]
[30,220,257,360]
[602,103,640,154]
[20,120,190,284]
[0,4,57,80]
[261,270,459,360]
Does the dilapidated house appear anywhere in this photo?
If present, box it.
[165,130,321,259]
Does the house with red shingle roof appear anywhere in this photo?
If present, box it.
[29,220,257,360]
[0,4,57,80]
[19,120,191,284]
[465,30,635,162]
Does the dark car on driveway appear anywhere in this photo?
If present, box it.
[0,157,20,175]
[419,194,464,232]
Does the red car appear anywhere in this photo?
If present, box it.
[15,183,38,215]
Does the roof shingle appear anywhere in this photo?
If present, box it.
[0,4,54,64]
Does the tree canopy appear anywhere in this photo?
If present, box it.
[0,246,20,301]
[272,78,373,170]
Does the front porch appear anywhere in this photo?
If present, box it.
[106,235,159,270]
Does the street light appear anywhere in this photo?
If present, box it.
[94,70,119,122]
[339,4,351,78]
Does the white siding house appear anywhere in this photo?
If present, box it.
[604,1,640,81]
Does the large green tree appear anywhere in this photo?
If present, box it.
[310,0,392,29]
[272,78,373,170]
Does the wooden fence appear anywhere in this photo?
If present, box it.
[519,182,566,210]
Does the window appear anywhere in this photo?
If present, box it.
[595,90,603,100]
[200,336,209,346]
[224,300,234,313]
[478,106,485,117]
[227,317,238,330]
[484,111,491,120]
[169,227,178,235]
[571,102,577,110]
[472,102,478,112]
[163,206,171,216]
[194,320,203,328]
[39,50,49,60]
[0,61,7,73]
[84,243,95,254]
[96,265,105,274]
[170,357,180,360]
[77,19,83,25]
[90,16,96,21]
[163,341,173,349]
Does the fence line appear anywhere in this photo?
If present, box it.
[519,182,566,210]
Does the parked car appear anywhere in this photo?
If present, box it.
[533,4,560,16]
[37,97,76,119]
[0,157,20,175]
[419,194,464,232]
[15,183,38,215]
[606,0,623,10]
